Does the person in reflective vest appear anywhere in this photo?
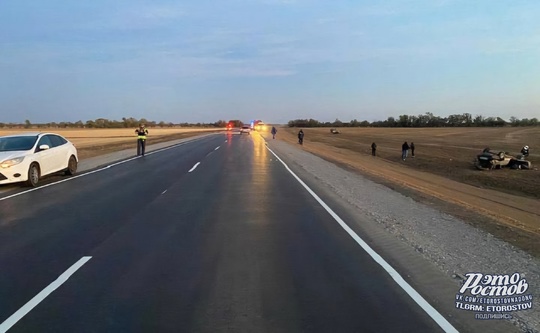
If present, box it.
[135,124,149,156]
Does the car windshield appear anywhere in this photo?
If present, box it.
[0,136,38,152]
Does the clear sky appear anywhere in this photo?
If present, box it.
[1,0,539,124]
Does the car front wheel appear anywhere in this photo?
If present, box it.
[65,155,77,175]
[26,163,40,187]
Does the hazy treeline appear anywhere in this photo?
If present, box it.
[0,118,230,129]
[288,113,539,128]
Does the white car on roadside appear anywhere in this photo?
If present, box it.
[0,132,78,187]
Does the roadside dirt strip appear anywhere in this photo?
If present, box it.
[276,130,539,245]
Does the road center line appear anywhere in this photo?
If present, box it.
[265,145,458,333]
[161,190,167,195]
[188,162,201,173]
[214,146,220,151]
[0,256,92,333]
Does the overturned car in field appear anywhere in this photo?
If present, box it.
[475,148,532,170]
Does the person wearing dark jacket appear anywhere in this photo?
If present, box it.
[371,142,377,156]
[135,124,149,156]
[271,126,277,139]
[410,142,415,157]
[298,129,304,145]
[521,145,529,157]
[402,141,410,161]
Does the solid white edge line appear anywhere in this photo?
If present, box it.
[188,162,201,173]
[0,256,92,333]
[265,145,459,333]
[0,134,216,202]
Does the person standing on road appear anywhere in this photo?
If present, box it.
[135,124,149,156]
[410,142,415,158]
[402,141,410,161]
[371,142,377,156]
[271,126,277,139]
[298,129,304,145]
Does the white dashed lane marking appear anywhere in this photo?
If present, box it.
[188,162,200,173]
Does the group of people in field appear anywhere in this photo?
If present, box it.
[295,129,417,159]
[292,128,418,159]
[371,141,415,160]
[370,142,530,161]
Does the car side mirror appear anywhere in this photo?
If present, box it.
[39,144,50,151]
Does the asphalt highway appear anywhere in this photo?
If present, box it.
[0,132,449,332]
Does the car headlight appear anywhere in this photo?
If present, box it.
[1,156,25,168]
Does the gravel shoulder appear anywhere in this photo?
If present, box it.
[261,132,539,333]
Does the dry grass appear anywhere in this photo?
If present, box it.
[0,128,220,148]
[0,127,222,159]
[284,127,540,198]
